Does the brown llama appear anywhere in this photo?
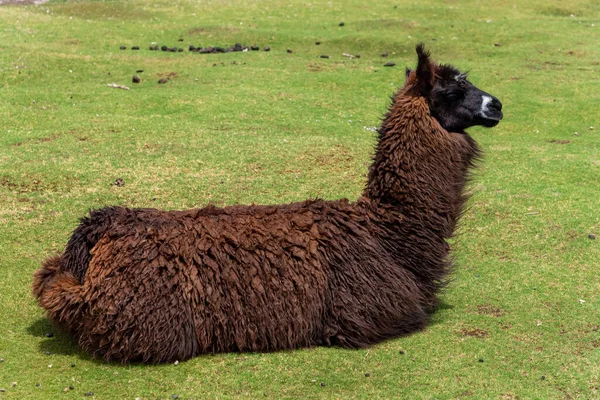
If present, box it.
[32,45,503,363]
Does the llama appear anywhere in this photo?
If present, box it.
[33,45,502,363]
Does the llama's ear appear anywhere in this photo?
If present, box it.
[414,43,435,96]
[405,67,412,79]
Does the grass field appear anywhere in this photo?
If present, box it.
[0,0,599,398]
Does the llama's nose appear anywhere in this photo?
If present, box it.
[491,97,502,111]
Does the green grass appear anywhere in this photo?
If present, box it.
[0,0,599,398]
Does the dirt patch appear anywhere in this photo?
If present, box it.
[0,0,48,5]
[459,328,489,338]
[1,176,50,193]
[476,304,505,317]
[548,139,570,144]
[157,71,179,79]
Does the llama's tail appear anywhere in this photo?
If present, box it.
[32,206,134,330]
[32,255,86,332]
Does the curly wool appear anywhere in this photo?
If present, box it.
[33,50,481,363]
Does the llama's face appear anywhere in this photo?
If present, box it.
[406,45,503,133]
[427,66,503,132]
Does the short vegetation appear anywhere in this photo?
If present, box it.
[0,0,598,398]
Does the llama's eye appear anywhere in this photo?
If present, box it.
[444,91,463,101]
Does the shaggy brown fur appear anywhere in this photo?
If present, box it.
[33,45,502,363]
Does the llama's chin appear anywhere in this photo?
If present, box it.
[476,114,502,128]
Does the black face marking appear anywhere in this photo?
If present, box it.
[425,65,502,132]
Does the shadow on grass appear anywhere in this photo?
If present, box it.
[26,318,112,365]
[428,299,455,327]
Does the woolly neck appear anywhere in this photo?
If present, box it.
[364,90,480,239]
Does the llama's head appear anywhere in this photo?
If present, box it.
[404,44,503,132]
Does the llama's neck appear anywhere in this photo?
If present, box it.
[364,93,479,238]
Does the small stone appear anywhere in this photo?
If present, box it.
[381,52,388,57]
[0,358,4,362]
[0,388,5,392]
[132,75,141,84]
[315,41,321,45]
[287,49,293,53]
[45,332,54,338]
[339,22,345,26]
[172,395,179,399]
[320,382,326,387]
[132,46,140,50]
[365,373,371,377]
[251,45,259,51]
[45,351,51,355]
[48,364,52,368]
[384,62,396,67]
[161,45,168,51]
[174,360,179,365]
[320,55,329,59]
[158,78,169,84]
[478,358,484,363]
[589,234,596,240]
[113,178,125,186]
[264,46,270,51]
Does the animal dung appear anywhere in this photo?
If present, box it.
[132,75,141,84]
[589,233,596,240]
[132,46,140,50]
[384,62,396,67]
[113,178,125,187]
[320,55,330,59]
[315,41,321,45]
[136,69,144,73]
[339,22,345,26]
[120,46,127,50]
[287,49,293,53]
[158,78,169,84]
[251,45,259,51]
[263,46,271,51]
[161,45,168,51]
[381,52,388,57]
